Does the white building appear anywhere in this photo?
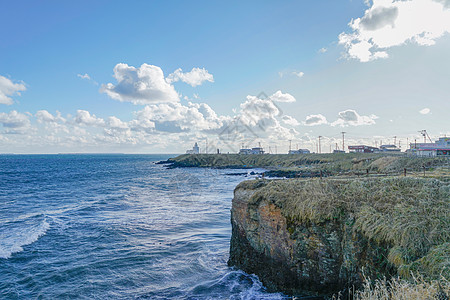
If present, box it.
[186,142,200,154]
[288,149,310,154]
[239,147,265,154]
[408,137,450,157]
[378,144,401,153]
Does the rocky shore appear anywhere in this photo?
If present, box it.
[228,177,449,298]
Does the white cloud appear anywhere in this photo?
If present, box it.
[239,95,280,127]
[318,47,328,53]
[77,73,98,85]
[0,75,26,105]
[77,73,91,80]
[278,71,305,78]
[35,110,66,123]
[303,114,328,126]
[268,90,296,103]
[331,109,378,126]
[100,63,179,105]
[419,107,431,114]
[107,116,129,129]
[339,0,450,62]
[292,71,304,78]
[75,110,105,127]
[0,111,31,134]
[234,93,298,141]
[135,102,226,133]
[1,89,301,151]
[166,67,214,87]
[282,115,300,126]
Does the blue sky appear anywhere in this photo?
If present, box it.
[1,0,449,153]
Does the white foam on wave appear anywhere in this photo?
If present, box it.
[0,217,50,259]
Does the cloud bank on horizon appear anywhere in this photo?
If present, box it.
[0,62,385,153]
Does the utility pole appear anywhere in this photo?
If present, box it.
[341,132,346,153]
[393,136,397,145]
[318,136,322,154]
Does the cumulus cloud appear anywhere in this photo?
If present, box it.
[35,110,66,123]
[339,0,450,62]
[419,107,431,114]
[75,110,105,127]
[331,109,378,126]
[100,63,179,105]
[282,115,300,126]
[107,116,129,129]
[268,90,296,103]
[166,67,214,87]
[2,88,301,152]
[318,47,328,53]
[359,5,399,30]
[135,102,225,133]
[303,114,328,126]
[0,111,31,134]
[232,92,298,141]
[0,75,26,105]
[239,95,280,127]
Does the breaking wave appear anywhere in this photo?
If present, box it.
[0,216,50,259]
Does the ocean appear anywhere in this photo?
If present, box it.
[0,154,286,299]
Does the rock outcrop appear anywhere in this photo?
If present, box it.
[228,178,449,298]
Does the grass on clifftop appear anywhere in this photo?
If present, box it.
[170,153,449,176]
[334,276,449,300]
[237,176,450,281]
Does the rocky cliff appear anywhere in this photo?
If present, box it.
[228,177,449,298]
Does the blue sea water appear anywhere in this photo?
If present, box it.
[0,154,286,299]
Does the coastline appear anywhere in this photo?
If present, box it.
[163,153,450,298]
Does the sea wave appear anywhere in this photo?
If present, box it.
[187,269,287,299]
[0,216,50,259]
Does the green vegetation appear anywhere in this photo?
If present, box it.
[334,276,450,300]
[238,177,450,281]
[169,153,449,178]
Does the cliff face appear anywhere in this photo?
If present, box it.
[228,178,449,297]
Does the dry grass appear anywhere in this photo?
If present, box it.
[333,276,450,300]
[170,154,450,181]
[238,177,450,281]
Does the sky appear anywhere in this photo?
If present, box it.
[1,0,449,154]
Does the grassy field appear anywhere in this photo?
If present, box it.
[168,153,450,178]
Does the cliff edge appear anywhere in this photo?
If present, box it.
[228,177,449,297]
